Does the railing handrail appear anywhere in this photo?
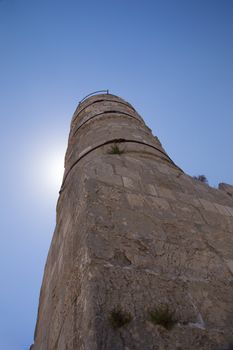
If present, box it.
[79,90,109,105]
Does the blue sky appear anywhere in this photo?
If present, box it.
[0,0,232,348]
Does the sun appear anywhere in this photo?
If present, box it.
[33,147,66,197]
[39,150,64,193]
[43,152,65,191]
[27,135,67,199]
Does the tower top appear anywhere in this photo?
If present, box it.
[78,90,110,104]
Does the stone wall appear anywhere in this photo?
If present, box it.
[31,93,233,350]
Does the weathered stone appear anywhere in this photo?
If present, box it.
[219,182,233,197]
[31,93,233,350]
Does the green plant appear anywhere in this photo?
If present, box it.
[193,175,208,184]
[149,305,176,330]
[109,307,132,329]
[108,144,124,155]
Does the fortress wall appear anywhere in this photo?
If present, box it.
[32,94,233,350]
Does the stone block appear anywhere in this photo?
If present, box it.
[157,186,176,200]
[199,198,218,213]
[150,197,170,211]
[226,260,233,274]
[214,203,231,216]
[122,176,138,190]
[115,165,140,179]
[127,193,144,208]
[144,183,157,196]
[226,206,233,217]
[98,174,123,187]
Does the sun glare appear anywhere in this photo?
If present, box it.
[34,148,65,196]
[26,134,67,199]
[44,152,65,190]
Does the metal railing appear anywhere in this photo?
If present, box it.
[79,90,109,105]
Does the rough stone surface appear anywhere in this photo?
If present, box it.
[32,93,233,350]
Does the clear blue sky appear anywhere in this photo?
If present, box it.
[0,0,232,348]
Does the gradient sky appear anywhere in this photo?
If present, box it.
[0,0,233,349]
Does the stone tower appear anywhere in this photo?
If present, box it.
[31,92,233,350]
